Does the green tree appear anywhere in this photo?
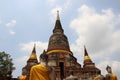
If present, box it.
[0,51,15,77]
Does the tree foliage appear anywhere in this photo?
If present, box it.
[0,51,15,77]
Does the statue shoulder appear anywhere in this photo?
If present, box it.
[106,73,117,80]
[112,73,117,76]
[111,73,117,79]
[106,73,111,77]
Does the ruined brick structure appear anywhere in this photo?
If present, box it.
[21,11,101,80]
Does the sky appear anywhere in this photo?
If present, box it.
[0,0,120,79]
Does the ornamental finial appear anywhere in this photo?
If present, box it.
[57,10,60,20]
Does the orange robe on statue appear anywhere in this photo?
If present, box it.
[110,74,117,80]
[29,64,51,80]
[19,75,27,80]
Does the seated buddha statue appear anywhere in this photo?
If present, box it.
[105,65,117,80]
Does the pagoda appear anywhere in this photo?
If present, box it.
[21,11,101,80]
[20,44,38,80]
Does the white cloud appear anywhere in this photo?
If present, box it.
[70,5,120,79]
[0,17,2,24]
[13,56,28,77]
[19,41,48,60]
[6,20,16,27]
[70,4,120,57]
[9,30,16,35]
[51,7,62,19]
[47,0,56,5]
[97,60,120,79]
[15,56,28,64]
[70,43,84,64]
[48,0,72,22]
[48,0,72,20]
[63,0,72,9]
[47,0,72,9]
[20,41,48,52]
[13,41,48,77]
[0,20,2,24]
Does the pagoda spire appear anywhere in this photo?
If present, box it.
[22,44,38,79]
[47,11,72,55]
[57,10,60,20]
[32,43,36,53]
[84,46,89,57]
[83,46,101,77]
[84,46,93,64]
[29,44,37,59]
[53,10,64,34]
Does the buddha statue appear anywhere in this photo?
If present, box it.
[105,65,117,80]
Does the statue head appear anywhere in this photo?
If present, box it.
[106,65,112,74]
[40,50,48,62]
